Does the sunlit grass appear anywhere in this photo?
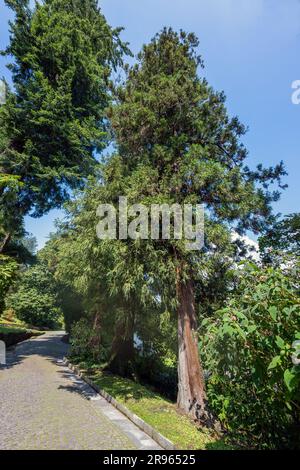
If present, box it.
[0,322,44,337]
[0,325,25,335]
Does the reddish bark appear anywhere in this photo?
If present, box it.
[176,265,210,424]
[0,232,11,254]
[88,312,101,350]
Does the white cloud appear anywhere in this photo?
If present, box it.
[231,232,260,262]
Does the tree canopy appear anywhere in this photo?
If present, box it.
[259,213,300,264]
[0,0,128,221]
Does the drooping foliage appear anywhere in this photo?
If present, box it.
[1,2,297,448]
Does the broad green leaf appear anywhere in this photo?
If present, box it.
[223,323,234,335]
[268,355,281,370]
[275,336,285,350]
[284,369,296,392]
[268,306,277,321]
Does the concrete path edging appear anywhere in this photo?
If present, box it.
[64,358,176,451]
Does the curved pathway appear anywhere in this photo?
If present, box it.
[0,331,160,450]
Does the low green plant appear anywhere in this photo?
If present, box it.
[70,318,108,364]
[201,262,300,449]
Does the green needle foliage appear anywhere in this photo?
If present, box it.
[108,28,286,420]
[49,28,287,424]
[111,29,285,231]
[0,0,129,219]
[201,262,300,449]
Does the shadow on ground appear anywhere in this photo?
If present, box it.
[1,332,69,371]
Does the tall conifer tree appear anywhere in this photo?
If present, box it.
[0,0,128,251]
[110,29,286,422]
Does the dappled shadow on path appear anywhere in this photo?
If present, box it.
[57,383,98,400]
[0,332,69,371]
[56,368,99,400]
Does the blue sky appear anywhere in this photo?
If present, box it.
[0,0,299,248]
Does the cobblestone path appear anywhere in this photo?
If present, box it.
[0,332,160,450]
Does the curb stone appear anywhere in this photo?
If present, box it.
[63,358,176,451]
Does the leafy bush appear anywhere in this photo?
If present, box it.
[201,263,300,449]
[69,318,108,364]
[135,350,178,400]
[6,264,63,328]
[135,310,178,399]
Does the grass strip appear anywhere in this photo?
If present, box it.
[70,357,233,450]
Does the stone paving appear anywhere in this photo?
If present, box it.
[0,331,160,450]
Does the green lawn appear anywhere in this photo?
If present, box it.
[70,358,233,450]
[0,323,44,335]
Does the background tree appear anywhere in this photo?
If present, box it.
[40,168,161,377]
[6,263,63,328]
[259,213,300,265]
[0,0,128,249]
[0,254,18,313]
[110,28,286,423]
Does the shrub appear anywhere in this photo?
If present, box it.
[201,263,300,449]
[135,349,178,400]
[0,255,18,313]
[6,264,63,328]
[135,310,178,399]
[69,318,108,364]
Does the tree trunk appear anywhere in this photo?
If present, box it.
[88,312,101,353]
[0,232,11,254]
[106,311,135,378]
[176,265,210,424]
